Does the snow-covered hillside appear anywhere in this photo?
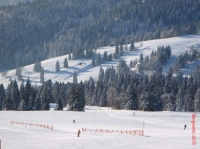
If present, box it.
[0,106,199,149]
[0,35,200,88]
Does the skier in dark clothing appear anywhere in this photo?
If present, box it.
[184,124,187,130]
[73,119,75,123]
[77,129,81,137]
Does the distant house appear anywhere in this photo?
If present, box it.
[135,63,141,71]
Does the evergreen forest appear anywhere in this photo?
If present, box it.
[0,0,199,70]
[0,0,200,112]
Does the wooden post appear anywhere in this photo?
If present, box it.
[143,121,145,136]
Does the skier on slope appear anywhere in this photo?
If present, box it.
[77,129,81,137]
[184,124,187,130]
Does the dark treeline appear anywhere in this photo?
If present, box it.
[0,0,199,70]
[0,79,85,111]
[1,60,200,112]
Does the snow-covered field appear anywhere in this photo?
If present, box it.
[0,35,200,88]
[0,106,199,149]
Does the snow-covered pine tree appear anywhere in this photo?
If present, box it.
[25,78,31,109]
[41,85,50,110]
[194,88,200,112]
[10,80,20,110]
[96,53,102,66]
[18,82,26,111]
[176,81,186,111]
[55,89,64,110]
[76,81,85,111]
[124,84,138,110]
[98,67,104,83]
[34,86,42,110]
[63,58,68,68]
[68,84,76,111]
[52,81,60,103]
[28,87,37,111]
[3,83,12,110]
[103,51,107,61]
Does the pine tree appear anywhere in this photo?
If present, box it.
[68,84,76,111]
[10,80,20,110]
[119,44,123,56]
[55,60,60,72]
[92,53,95,66]
[28,87,37,111]
[122,84,138,110]
[139,53,143,63]
[73,70,78,84]
[130,40,134,51]
[98,67,104,82]
[18,82,26,111]
[63,58,68,68]
[60,83,67,107]
[35,86,42,110]
[194,88,200,112]
[33,61,42,72]
[68,53,72,60]
[41,85,50,110]
[103,51,108,61]
[68,83,85,111]
[40,67,44,84]
[77,81,85,111]
[176,81,186,111]
[96,53,102,66]
[24,78,31,109]
[52,82,60,103]
[55,89,64,110]
[16,67,22,81]
[107,53,112,61]
[18,100,26,111]
[3,83,12,110]
[115,43,119,55]
[113,53,117,59]
[85,78,95,105]
[0,84,5,110]
[117,60,129,75]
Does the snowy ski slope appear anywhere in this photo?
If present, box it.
[0,106,199,149]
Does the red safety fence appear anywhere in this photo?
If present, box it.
[81,128,144,136]
[11,121,53,130]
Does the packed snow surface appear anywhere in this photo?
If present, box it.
[0,35,200,88]
[0,106,199,149]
